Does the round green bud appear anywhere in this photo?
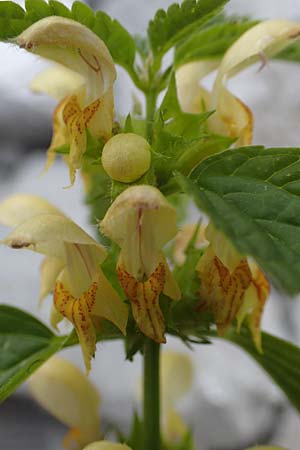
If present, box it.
[101,133,151,183]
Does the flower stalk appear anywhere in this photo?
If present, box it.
[142,76,162,450]
[143,339,161,450]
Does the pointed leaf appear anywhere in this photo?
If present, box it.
[148,0,229,60]
[92,10,136,70]
[0,1,29,38]
[48,0,71,18]
[0,305,66,402]
[71,1,95,28]
[25,0,52,21]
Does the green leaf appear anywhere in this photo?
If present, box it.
[225,328,300,411]
[148,0,228,62]
[125,330,145,361]
[84,165,112,225]
[178,146,300,294]
[71,1,95,28]
[125,412,144,450]
[153,126,232,190]
[173,224,204,300]
[159,74,214,139]
[25,0,52,21]
[48,0,71,18]
[0,305,66,402]
[0,1,29,38]
[124,114,134,133]
[277,41,300,63]
[92,10,136,71]
[175,20,258,67]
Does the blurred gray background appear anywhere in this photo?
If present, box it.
[1,1,300,449]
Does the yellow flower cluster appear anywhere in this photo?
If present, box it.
[2,16,299,373]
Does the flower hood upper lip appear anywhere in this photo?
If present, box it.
[16,16,116,103]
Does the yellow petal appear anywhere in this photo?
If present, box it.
[31,65,85,101]
[44,96,70,171]
[39,255,64,303]
[244,447,287,450]
[63,242,100,297]
[236,282,258,332]
[163,258,181,301]
[117,257,167,343]
[101,185,178,280]
[28,356,101,449]
[210,20,300,143]
[0,194,63,227]
[161,350,193,411]
[62,242,128,334]
[236,263,269,352]
[83,442,132,450]
[204,222,242,272]
[93,269,128,336]
[2,213,106,262]
[248,268,270,352]
[164,410,189,444]
[54,280,98,373]
[176,59,220,113]
[87,86,115,142]
[161,351,194,442]
[50,302,64,330]
[17,17,116,104]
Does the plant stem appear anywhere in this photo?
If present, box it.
[142,70,161,450]
[146,87,157,143]
[143,338,161,450]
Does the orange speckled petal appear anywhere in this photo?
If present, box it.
[54,280,98,372]
[62,95,86,185]
[117,260,166,343]
[198,248,252,335]
[72,298,96,373]
[82,97,102,128]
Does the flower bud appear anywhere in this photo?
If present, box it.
[101,133,151,183]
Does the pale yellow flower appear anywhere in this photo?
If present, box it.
[197,223,269,351]
[244,447,287,450]
[17,17,116,184]
[0,194,128,371]
[161,351,194,445]
[101,186,181,343]
[83,442,132,450]
[176,20,300,145]
[28,357,101,450]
